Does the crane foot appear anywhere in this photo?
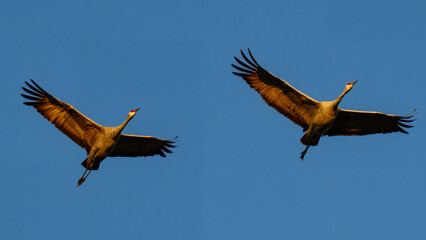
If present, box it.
[77,177,85,187]
[300,146,310,161]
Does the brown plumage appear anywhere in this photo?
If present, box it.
[232,49,416,160]
[22,80,176,186]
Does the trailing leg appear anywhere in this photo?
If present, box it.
[300,145,310,161]
[77,169,92,187]
[78,169,88,187]
[77,149,98,187]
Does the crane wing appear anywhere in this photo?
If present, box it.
[21,80,102,153]
[110,134,176,157]
[325,109,416,136]
[232,49,320,131]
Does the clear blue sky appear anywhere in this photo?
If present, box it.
[1,0,425,239]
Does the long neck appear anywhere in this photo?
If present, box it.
[114,115,133,138]
[330,88,350,109]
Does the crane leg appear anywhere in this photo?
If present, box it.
[300,146,310,161]
[77,169,92,187]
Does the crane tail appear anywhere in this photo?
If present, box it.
[300,134,309,146]
[300,133,319,146]
[81,158,100,170]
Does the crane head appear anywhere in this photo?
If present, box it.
[129,108,140,117]
[345,80,358,92]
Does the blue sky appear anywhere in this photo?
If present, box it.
[1,0,425,239]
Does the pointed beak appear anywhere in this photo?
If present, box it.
[135,108,141,112]
[352,80,358,85]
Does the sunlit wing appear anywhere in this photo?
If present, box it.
[21,80,102,153]
[325,109,416,136]
[232,49,320,131]
[110,134,176,157]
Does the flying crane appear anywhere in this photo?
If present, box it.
[232,49,416,160]
[22,80,176,186]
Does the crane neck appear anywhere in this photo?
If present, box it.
[331,88,350,109]
[114,115,133,138]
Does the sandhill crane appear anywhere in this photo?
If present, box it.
[232,49,416,160]
[21,80,176,186]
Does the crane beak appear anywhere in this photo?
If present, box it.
[135,108,141,112]
[352,80,358,85]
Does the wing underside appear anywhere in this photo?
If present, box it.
[325,109,416,136]
[110,134,176,157]
[232,49,320,130]
[21,80,101,153]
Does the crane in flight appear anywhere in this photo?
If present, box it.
[232,49,416,160]
[22,80,176,186]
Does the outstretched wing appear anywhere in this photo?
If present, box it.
[21,80,102,153]
[232,49,320,131]
[110,134,176,157]
[325,109,416,136]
